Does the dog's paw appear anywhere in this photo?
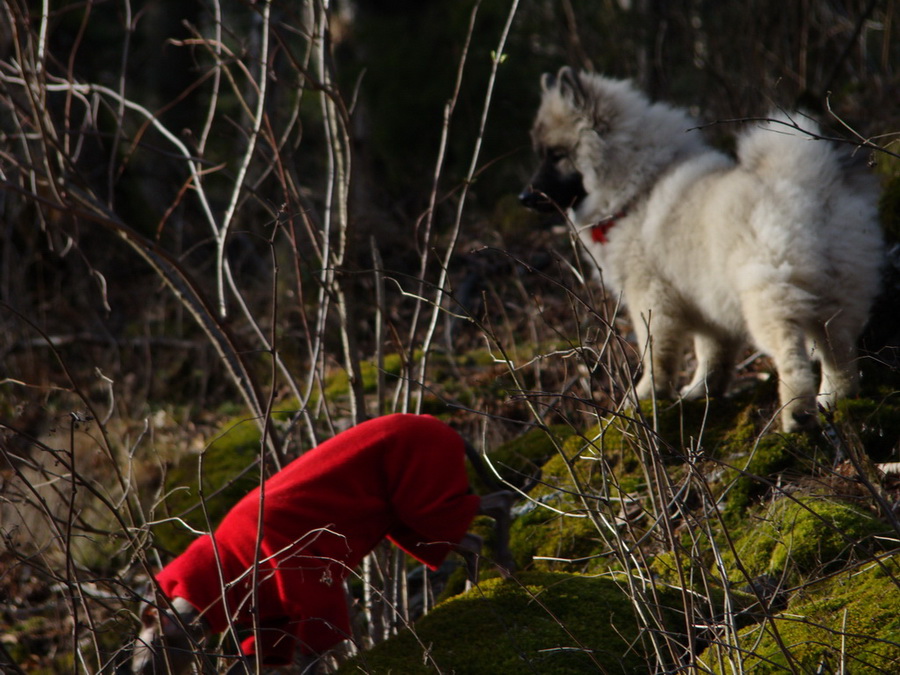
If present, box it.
[679,381,708,401]
[635,378,673,401]
[782,404,819,433]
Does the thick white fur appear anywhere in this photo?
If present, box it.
[537,72,884,431]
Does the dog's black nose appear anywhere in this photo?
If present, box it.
[519,188,559,213]
[518,188,545,209]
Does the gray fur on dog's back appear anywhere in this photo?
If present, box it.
[521,68,884,431]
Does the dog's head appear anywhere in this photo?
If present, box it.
[130,595,206,675]
[520,68,676,223]
[519,68,590,215]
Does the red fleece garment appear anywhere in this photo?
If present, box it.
[155,414,481,664]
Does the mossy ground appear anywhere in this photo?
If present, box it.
[6,348,899,673]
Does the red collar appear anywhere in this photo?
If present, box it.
[590,209,628,244]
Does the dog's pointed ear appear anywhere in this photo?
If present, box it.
[556,67,587,108]
[540,71,556,92]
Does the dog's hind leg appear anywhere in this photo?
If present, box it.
[742,298,818,431]
[772,331,819,431]
[810,315,861,409]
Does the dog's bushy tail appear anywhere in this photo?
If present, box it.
[738,111,879,208]
[736,112,841,192]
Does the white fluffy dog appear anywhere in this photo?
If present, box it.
[520,68,884,431]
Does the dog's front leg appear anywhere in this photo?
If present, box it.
[456,491,516,583]
[632,309,684,401]
[680,333,740,400]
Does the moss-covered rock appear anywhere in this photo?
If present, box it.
[507,427,628,572]
[698,556,900,673]
[717,431,823,525]
[337,571,685,674]
[503,400,779,575]
[509,495,609,572]
[140,386,897,672]
[723,495,887,583]
[503,405,764,573]
[471,423,575,492]
[623,380,781,460]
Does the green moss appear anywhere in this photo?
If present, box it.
[506,428,642,572]
[471,424,574,492]
[152,415,262,552]
[650,551,690,587]
[724,495,886,582]
[455,348,497,368]
[359,354,404,392]
[624,383,778,462]
[322,369,351,401]
[635,397,731,456]
[510,500,607,572]
[320,353,406,403]
[765,500,879,578]
[337,572,684,674]
[536,389,778,509]
[699,557,900,673]
[718,431,825,524]
[711,422,834,526]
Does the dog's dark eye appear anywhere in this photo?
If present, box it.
[546,148,568,163]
